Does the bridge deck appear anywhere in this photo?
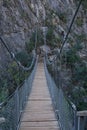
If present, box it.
[19,62,60,130]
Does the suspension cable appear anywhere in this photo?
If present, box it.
[0,37,13,58]
[60,0,83,54]
[46,0,83,65]
[0,36,36,71]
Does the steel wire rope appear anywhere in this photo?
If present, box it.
[45,0,83,65]
[59,0,83,55]
[0,37,36,71]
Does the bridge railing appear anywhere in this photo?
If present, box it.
[44,58,77,130]
[0,57,38,130]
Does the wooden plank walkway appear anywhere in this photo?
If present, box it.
[19,62,60,130]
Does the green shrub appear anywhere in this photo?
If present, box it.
[72,86,87,110]
[82,0,87,9]
[25,30,44,53]
[74,63,87,81]
[0,88,8,102]
[64,42,82,67]
[15,51,31,67]
[76,18,83,27]
[66,49,80,67]
[76,34,86,43]
[25,41,35,53]
[6,60,31,95]
[62,42,87,110]
[37,30,44,46]
[46,28,56,48]
[58,12,67,23]
[0,56,32,100]
[78,102,87,111]
[3,0,11,8]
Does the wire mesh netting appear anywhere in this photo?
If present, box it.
[44,58,77,130]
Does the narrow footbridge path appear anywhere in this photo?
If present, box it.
[19,62,60,130]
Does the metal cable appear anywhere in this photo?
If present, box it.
[0,36,36,71]
[45,0,83,65]
[0,37,12,58]
[59,0,83,54]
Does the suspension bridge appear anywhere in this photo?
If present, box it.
[0,0,87,130]
[19,61,60,130]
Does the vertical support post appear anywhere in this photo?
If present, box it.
[18,66,20,86]
[35,27,37,53]
[15,88,20,129]
[78,117,80,130]
[35,3,39,54]
[78,116,87,130]
[74,108,77,130]
[59,52,62,89]
[0,117,5,130]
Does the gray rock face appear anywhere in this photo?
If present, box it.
[46,0,87,49]
[0,0,87,61]
[0,0,36,53]
[0,0,38,67]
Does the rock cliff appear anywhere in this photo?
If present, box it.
[0,0,87,60]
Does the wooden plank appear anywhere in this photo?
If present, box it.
[20,121,58,127]
[77,110,87,116]
[25,106,54,112]
[28,98,51,101]
[21,118,57,122]
[23,110,54,113]
[24,110,55,115]
[21,113,56,122]
[27,100,52,104]
[26,102,52,108]
[20,127,59,130]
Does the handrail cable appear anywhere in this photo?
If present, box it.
[0,36,36,71]
[0,37,12,58]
